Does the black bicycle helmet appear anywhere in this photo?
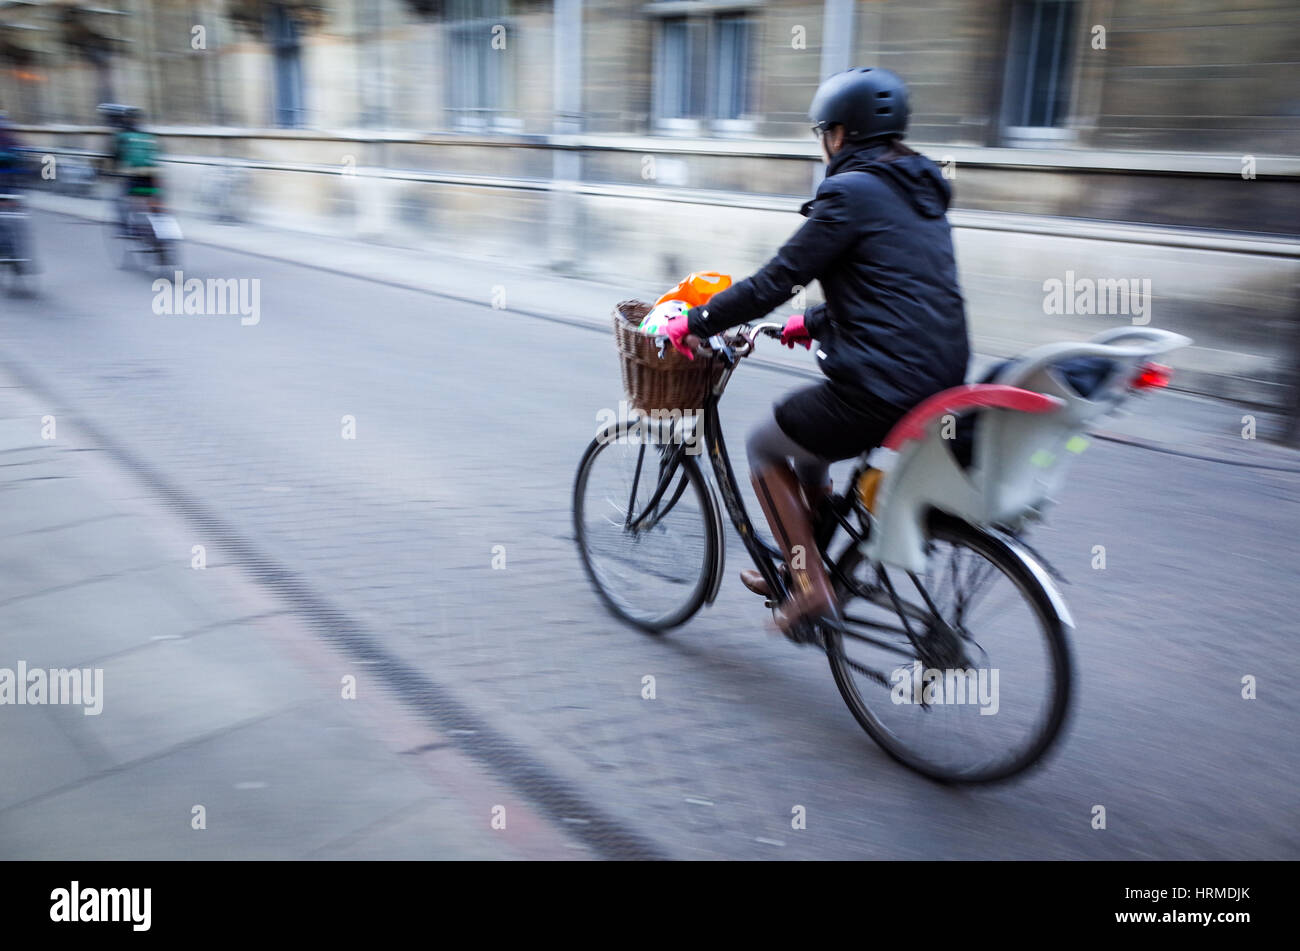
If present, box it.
[809,67,910,142]
[97,103,143,128]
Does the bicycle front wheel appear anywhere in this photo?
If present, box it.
[573,423,719,633]
[103,214,134,270]
[0,217,36,298]
[827,513,1072,784]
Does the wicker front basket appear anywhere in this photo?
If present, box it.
[613,300,721,416]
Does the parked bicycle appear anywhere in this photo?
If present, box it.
[574,311,1189,783]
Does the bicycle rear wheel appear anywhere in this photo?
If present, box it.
[573,422,719,632]
[827,513,1072,783]
[152,237,181,275]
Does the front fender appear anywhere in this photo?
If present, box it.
[702,466,727,606]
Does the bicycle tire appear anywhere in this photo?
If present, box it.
[154,238,181,274]
[573,425,719,633]
[827,512,1072,784]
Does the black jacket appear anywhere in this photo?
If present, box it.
[687,141,970,410]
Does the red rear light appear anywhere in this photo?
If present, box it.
[1133,362,1171,390]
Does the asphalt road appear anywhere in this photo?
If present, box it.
[2,208,1297,859]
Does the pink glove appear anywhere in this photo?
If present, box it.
[781,313,813,349]
[665,314,695,360]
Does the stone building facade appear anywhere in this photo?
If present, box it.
[3,1,1299,405]
[4,1,1296,153]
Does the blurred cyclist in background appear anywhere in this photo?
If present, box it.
[663,68,970,635]
[0,110,26,188]
[0,108,35,279]
[100,104,161,233]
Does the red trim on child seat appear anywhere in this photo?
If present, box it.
[881,384,1064,451]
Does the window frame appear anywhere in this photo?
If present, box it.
[443,0,517,133]
[267,3,306,129]
[998,0,1082,147]
[651,9,758,136]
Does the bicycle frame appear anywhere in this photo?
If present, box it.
[700,385,792,604]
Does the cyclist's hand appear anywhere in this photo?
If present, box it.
[665,314,699,360]
[781,313,813,349]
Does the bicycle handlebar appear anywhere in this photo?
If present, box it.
[652,320,784,363]
[725,321,784,358]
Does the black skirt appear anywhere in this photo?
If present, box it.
[773,380,908,462]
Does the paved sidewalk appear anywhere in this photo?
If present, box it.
[0,367,584,860]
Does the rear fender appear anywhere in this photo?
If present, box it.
[931,513,1075,631]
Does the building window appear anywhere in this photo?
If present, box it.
[445,0,512,131]
[654,12,754,129]
[656,17,703,120]
[268,4,304,128]
[357,0,387,127]
[713,15,752,120]
[1001,0,1077,143]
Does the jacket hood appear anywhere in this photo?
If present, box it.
[824,140,951,218]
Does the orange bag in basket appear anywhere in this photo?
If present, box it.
[654,272,732,309]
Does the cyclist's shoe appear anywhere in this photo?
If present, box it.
[750,464,839,634]
[740,565,785,597]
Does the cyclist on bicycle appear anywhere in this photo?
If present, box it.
[663,68,970,634]
[102,105,161,233]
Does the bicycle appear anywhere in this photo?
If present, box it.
[0,188,37,297]
[573,320,1189,783]
[104,183,182,274]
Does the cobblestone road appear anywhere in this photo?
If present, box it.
[2,209,1297,858]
